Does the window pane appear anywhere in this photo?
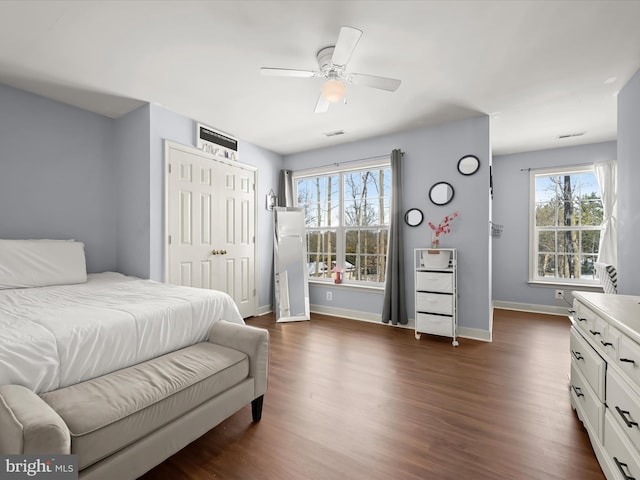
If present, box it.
[537,254,555,278]
[297,176,339,227]
[557,254,580,279]
[537,230,555,253]
[581,255,597,279]
[581,230,600,254]
[536,202,556,226]
[306,230,336,279]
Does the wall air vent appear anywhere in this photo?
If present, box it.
[557,132,585,139]
[323,130,345,137]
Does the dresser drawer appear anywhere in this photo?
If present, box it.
[618,335,640,390]
[416,313,453,337]
[606,368,640,454]
[604,409,640,480]
[600,324,621,364]
[570,362,604,440]
[570,327,606,401]
[416,292,453,315]
[416,271,453,293]
[572,300,592,334]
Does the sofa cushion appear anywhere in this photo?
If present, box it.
[41,342,248,469]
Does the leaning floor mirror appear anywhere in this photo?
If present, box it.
[273,207,310,322]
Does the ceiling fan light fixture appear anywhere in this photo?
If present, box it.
[321,79,346,103]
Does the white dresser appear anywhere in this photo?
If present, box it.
[571,291,640,480]
[414,248,458,346]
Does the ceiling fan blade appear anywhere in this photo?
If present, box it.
[260,68,319,78]
[331,26,363,67]
[315,94,330,113]
[349,73,401,92]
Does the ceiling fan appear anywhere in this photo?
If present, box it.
[260,26,402,113]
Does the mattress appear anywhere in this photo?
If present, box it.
[0,272,244,393]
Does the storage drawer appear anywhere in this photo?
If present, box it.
[570,362,604,440]
[618,335,640,391]
[600,324,621,364]
[416,292,453,315]
[416,313,453,337]
[416,271,453,293]
[606,368,640,454]
[570,327,606,401]
[604,409,640,480]
[585,315,608,346]
[572,300,593,335]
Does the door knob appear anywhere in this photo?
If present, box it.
[221,249,228,255]
[211,249,219,255]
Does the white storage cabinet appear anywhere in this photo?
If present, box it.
[414,248,458,346]
[570,292,640,480]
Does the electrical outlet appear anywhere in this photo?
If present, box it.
[555,289,564,299]
[326,291,332,301]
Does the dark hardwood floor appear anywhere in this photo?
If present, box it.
[141,309,605,480]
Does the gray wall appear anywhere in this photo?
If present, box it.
[284,116,492,336]
[617,67,640,295]
[114,104,151,278]
[492,141,617,307]
[0,83,117,273]
[0,84,283,312]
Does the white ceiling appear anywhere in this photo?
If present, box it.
[1,1,639,156]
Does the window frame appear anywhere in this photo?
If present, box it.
[529,164,602,286]
[293,158,391,288]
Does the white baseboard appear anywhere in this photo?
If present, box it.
[492,301,570,317]
[310,304,414,330]
[310,304,493,342]
[256,304,273,316]
[458,326,492,342]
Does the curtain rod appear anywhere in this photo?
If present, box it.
[520,161,599,172]
[287,151,403,174]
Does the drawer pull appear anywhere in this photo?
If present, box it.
[571,385,584,398]
[614,457,636,480]
[588,329,601,336]
[600,340,613,347]
[620,358,637,365]
[571,350,584,361]
[615,406,639,428]
[577,317,587,322]
[568,309,576,314]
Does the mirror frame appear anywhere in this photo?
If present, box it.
[457,154,480,176]
[273,207,310,323]
[429,181,455,206]
[404,208,424,227]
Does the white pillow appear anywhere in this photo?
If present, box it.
[0,239,88,289]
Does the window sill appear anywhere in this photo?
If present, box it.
[309,279,385,293]
[527,280,603,292]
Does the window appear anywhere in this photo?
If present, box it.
[530,165,603,284]
[295,161,391,285]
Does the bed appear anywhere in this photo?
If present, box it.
[0,271,244,393]
[0,239,268,478]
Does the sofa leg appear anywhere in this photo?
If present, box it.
[251,395,264,422]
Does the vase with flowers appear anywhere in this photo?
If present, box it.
[428,212,459,248]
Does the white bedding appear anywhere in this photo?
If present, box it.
[0,272,244,393]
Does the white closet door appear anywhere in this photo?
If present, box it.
[165,141,256,318]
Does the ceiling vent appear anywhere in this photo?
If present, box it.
[324,130,345,137]
[557,132,585,139]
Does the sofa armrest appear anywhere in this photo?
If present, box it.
[0,385,70,454]
[207,321,269,397]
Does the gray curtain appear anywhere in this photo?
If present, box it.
[278,170,294,207]
[382,149,407,325]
